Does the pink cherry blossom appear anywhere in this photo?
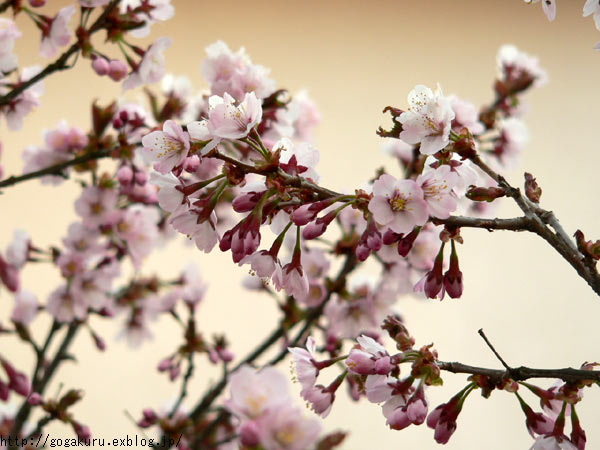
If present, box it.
[493,117,529,169]
[40,6,76,58]
[44,121,88,153]
[179,263,206,307]
[201,41,275,101]
[281,261,309,300]
[5,230,30,269]
[346,335,393,376]
[122,37,172,91]
[75,187,120,228]
[149,171,185,212]
[257,405,321,450]
[2,66,44,130]
[169,207,219,253]
[141,120,190,174]
[288,336,319,391]
[47,285,88,323]
[0,18,22,73]
[368,174,428,234]
[120,0,174,38]
[225,365,290,420]
[301,385,333,418]
[448,95,485,135]
[276,138,320,182]
[11,291,38,325]
[416,165,459,219]
[115,205,160,267]
[399,84,455,155]
[187,92,263,154]
[63,222,103,257]
[497,44,548,88]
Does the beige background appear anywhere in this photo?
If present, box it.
[2,1,600,449]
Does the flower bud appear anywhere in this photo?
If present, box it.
[108,60,128,81]
[91,57,109,76]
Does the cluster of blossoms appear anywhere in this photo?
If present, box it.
[0,0,175,130]
[1,1,600,449]
[287,316,591,450]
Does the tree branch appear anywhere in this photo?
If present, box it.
[468,154,600,297]
[432,215,532,232]
[0,0,120,107]
[188,252,358,449]
[8,322,81,448]
[437,361,600,385]
[0,149,111,189]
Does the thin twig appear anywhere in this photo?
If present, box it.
[478,329,511,371]
[169,354,194,419]
[0,149,111,189]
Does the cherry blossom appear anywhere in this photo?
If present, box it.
[416,165,459,219]
[74,187,120,228]
[187,92,263,154]
[399,84,455,155]
[1,66,44,130]
[122,37,172,91]
[39,5,76,59]
[169,207,219,253]
[288,336,319,391]
[225,365,290,420]
[0,18,21,73]
[368,174,428,234]
[47,285,88,323]
[497,44,548,89]
[530,435,578,450]
[141,120,190,174]
[120,0,174,38]
[258,405,321,450]
[201,40,275,101]
[11,291,38,325]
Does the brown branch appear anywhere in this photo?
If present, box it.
[437,361,600,385]
[8,322,81,449]
[0,149,111,189]
[189,252,358,449]
[432,215,532,232]
[0,0,13,14]
[0,0,120,107]
[468,154,600,297]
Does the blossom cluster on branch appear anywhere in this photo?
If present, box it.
[0,1,599,450]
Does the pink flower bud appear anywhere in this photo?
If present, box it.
[1,360,30,397]
[157,357,172,372]
[119,110,129,122]
[138,408,158,428]
[108,60,128,81]
[183,155,200,173]
[28,392,43,405]
[239,421,261,447]
[29,0,46,6]
[112,118,123,129]
[72,421,91,441]
[134,170,147,186]
[92,57,110,76]
[116,166,133,186]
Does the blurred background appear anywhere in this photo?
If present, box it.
[2,1,600,449]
